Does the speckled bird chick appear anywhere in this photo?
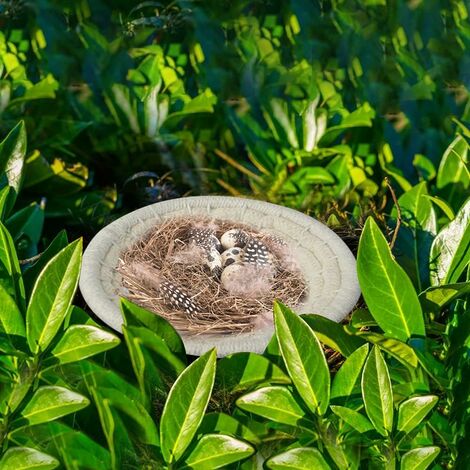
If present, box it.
[160,280,200,315]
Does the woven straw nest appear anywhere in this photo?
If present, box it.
[118,217,307,335]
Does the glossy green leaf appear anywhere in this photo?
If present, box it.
[391,182,436,290]
[424,195,455,221]
[216,352,290,392]
[353,331,418,369]
[420,282,470,313]
[357,217,425,341]
[183,434,254,469]
[0,121,27,216]
[26,239,82,354]
[436,135,469,210]
[430,197,470,285]
[22,230,68,298]
[14,386,89,428]
[0,447,58,470]
[0,283,25,337]
[331,344,369,402]
[266,447,331,470]
[45,325,120,365]
[236,386,313,428]
[199,412,261,444]
[0,221,25,310]
[361,346,393,436]
[397,395,438,435]
[330,405,374,433]
[302,314,365,356]
[120,298,185,360]
[274,301,330,415]
[400,446,440,470]
[160,349,217,463]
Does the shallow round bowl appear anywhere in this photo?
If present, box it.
[79,196,361,356]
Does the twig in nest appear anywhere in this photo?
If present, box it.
[385,177,401,250]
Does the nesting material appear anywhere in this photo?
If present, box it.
[118,217,307,335]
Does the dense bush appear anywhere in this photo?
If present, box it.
[0,0,469,469]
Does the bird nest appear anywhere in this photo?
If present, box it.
[118,217,307,335]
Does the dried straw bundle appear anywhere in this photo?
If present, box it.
[118,217,307,335]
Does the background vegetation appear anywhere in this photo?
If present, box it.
[0,0,469,469]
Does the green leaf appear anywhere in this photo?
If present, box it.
[124,325,185,377]
[26,239,82,354]
[22,230,68,299]
[266,447,331,470]
[331,344,369,402]
[273,301,330,415]
[400,447,440,470]
[0,283,25,337]
[352,331,418,369]
[0,447,59,470]
[0,186,10,220]
[330,405,375,433]
[216,352,290,392]
[361,346,393,436]
[430,197,470,285]
[182,434,254,469]
[436,135,469,210]
[0,121,27,216]
[122,326,164,405]
[397,395,438,435]
[0,221,25,310]
[120,298,185,360]
[98,387,159,446]
[391,182,436,290]
[302,314,365,357]
[13,386,89,428]
[236,386,313,428]
[423,195,455,221]
[199,412,261,444]
[10,422,111,470]
[357,217,425,341]
[45,325,120,366]
[6,203,44,248]
[420,282,470,313]
[160,349,217,463]
[89,387,133,470]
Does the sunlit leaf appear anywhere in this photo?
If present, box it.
[400,446,440,470]
[361,346,393,436]
[266,447,331,470]
[182,434,254,469]
[26,239,82,354]
[357,218,425,341]
[160,349,216,463]
[0,447,58,470]
[274,301,330,415]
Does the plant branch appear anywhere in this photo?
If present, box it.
[385,177,401,250]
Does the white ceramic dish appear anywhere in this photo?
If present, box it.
[79,196,360,356]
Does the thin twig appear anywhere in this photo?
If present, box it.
[385,177,401,250]
[19,253,42,265]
